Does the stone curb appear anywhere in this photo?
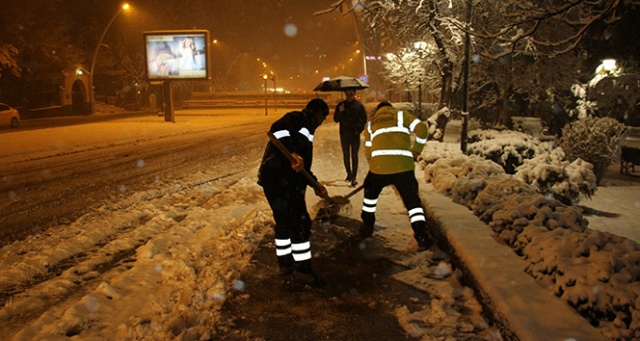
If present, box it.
[424,190,606,341]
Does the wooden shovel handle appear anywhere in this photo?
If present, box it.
[266,132,333,203]
[344,184,364,199]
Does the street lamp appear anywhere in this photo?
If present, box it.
[261,74,269,116]
[460,0,472,153]
[89,3,130,113]
[414,41,428,118]
[270,74,277,112]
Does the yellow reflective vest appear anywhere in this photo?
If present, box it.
[363,106,429,175]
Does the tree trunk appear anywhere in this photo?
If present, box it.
[593,162,609,186]
[426,2,452,140]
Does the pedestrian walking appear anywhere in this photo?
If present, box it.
[257,98,330,284]
[360,102,433,251]
[334,88,367,187]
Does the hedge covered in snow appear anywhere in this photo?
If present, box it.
[420,139,640,340]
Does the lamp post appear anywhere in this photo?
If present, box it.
[261,74,269,116]
[414,41,428,118]
[347,2,367,76]
[224,52,246,86]
[89,3,130,113]
[460,0,472,153]
[270,74,277,112]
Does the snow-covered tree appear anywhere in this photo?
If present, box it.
[382,44,439,101]
[0,1,84,105]
[0,44,20,77]
[468,0,640,59]
[317,0,465,110]
[319,0,638,135]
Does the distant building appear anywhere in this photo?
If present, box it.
[16,65,92,118]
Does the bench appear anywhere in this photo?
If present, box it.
[621,146,640,174]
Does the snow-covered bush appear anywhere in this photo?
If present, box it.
[520,227,640,340]
[426,107,451,141]
[422,155,505,206]
[466,130,549,174]
[420,141,503,202]
[514,148,597,205]
[462,129,596,205]
[423,150,640,340]
[559,116,628,185]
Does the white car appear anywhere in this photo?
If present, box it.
[0,103,20,128]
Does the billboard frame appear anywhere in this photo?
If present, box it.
[143,30,211,81]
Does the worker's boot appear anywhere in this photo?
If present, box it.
[359,212,375,239]
[277,255,294,276]
[416,237,433,252]
[294,260,326,287]
[359,222,374,239]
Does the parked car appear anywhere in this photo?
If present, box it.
[0,103,20,128]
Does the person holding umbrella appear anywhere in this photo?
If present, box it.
[313,76,369,186]
[333,88,368,187]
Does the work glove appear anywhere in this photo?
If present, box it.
[314,184,328,199]
[412,150,421,161]
[291,153,304,172]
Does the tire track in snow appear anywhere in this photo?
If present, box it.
[0,170,268,339]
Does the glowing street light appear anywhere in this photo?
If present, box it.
[596,58,619,76]
[89,3,131,113]
[261,74,269,116]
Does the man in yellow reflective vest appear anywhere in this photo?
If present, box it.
[360,101,433,251]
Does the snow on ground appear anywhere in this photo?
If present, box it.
[3,107,637,340]
[0,109,502,340]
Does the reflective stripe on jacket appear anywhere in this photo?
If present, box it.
[363,106,428,175]
[258,110,319,186]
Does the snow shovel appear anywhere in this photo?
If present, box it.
[266,132,335,204]
[266,132,364,221]
[315,183,364,221]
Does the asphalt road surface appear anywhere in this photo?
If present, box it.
[0,112,270,247]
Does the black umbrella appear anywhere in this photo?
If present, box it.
[313,76,369,92]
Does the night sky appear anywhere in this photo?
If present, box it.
[126,0,366,92]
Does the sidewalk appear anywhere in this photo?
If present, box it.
[581,184,640,244]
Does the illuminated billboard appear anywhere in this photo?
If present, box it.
[144,30,210,80]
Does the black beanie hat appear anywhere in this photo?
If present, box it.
[376,101,393,111]
[306,98,329,117]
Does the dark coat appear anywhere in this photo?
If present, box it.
[334,99,367,137]
[258,109,321,187]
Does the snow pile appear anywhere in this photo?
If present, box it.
[421,141,640,340]
[390,254,502,341]
[0,175,273,340]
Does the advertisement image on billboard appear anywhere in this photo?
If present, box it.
[144,30,210,80]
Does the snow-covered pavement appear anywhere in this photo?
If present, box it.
[1,107,637,340]
[0,108,502,340]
